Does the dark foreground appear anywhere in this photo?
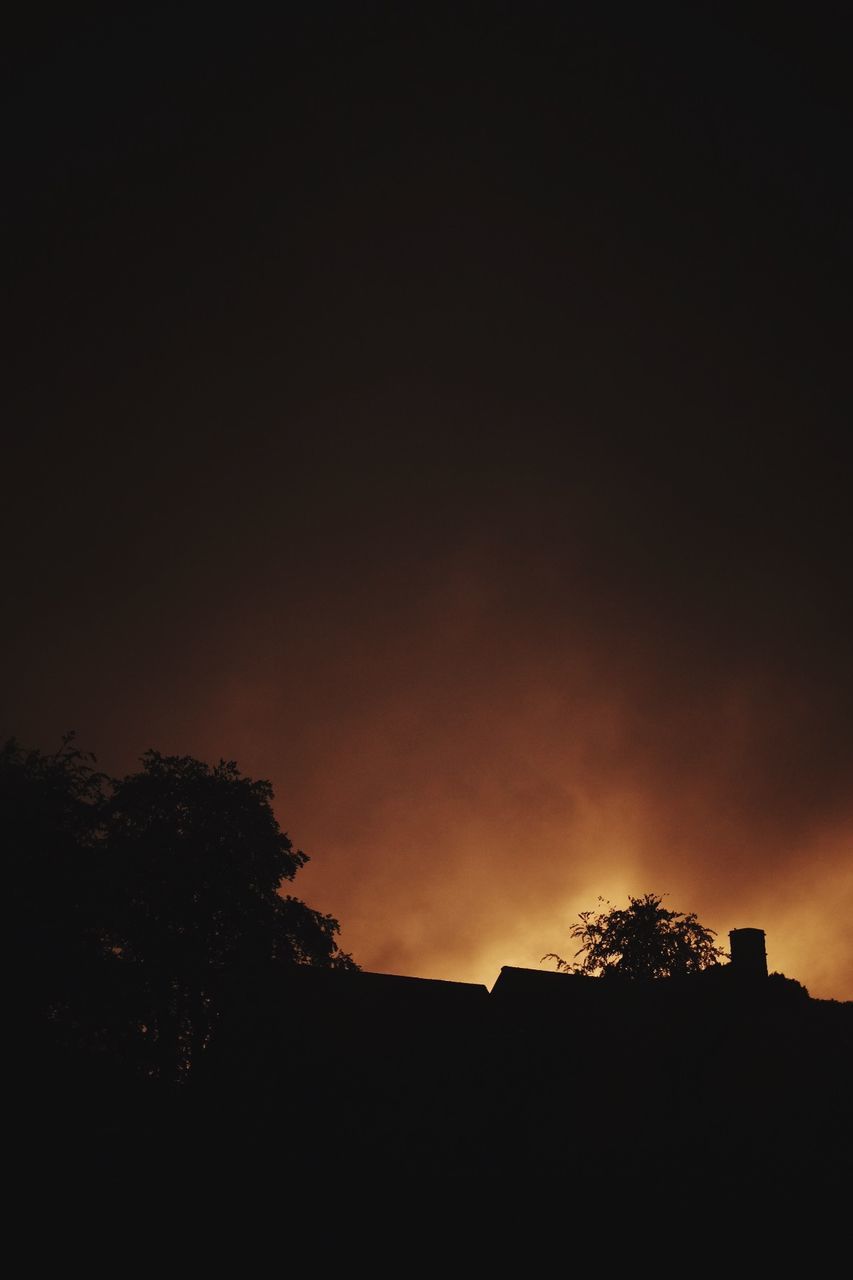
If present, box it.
[17,964,852,1207]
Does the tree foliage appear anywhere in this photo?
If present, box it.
[546,892,724,979]
[4,735,356,1081]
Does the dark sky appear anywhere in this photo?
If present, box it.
[5,3,852,996]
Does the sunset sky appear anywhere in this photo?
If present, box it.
[5,5,851,998]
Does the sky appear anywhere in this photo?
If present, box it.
[5,4,852,998]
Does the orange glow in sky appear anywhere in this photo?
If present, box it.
[129,543,853,1002]
[6,9,851,1004]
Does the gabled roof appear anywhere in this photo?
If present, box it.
[491,965,603,1000]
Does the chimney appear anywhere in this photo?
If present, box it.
[729,928,768,979]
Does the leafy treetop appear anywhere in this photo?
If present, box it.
[545,892,725,979]
[3,735,356,1081]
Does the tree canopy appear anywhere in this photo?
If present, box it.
[4,735,356,1081]
[546,892,724,979]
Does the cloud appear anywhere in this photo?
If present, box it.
[186,538,852,1000]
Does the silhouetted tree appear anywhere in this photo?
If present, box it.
[545,892,724,978]
[103,750,356,1077]
[3,736,356,1082]
[3,735,110,1054]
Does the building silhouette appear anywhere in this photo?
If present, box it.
[188,926,850,1193]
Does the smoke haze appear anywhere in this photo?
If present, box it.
[4,7,851,996]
